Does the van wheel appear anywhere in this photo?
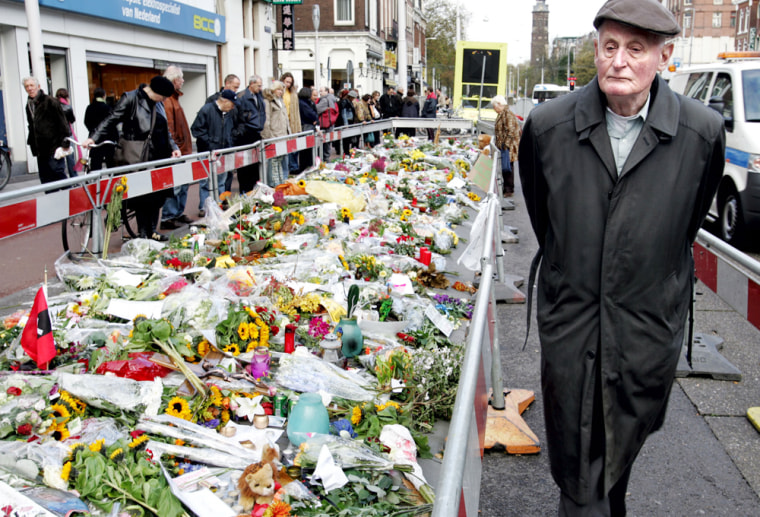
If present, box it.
[720,190,744,246]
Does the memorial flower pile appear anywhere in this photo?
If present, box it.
[0,132,488,515]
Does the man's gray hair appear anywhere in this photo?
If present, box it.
[22,76,39,86]
[164,65,183,81]
[248,74,263,85]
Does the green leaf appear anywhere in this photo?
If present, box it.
[151,319,173,341]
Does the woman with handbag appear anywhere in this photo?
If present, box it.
[86,76,181,240]
[492,95,521,198]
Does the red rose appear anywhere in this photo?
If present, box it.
[130,429,146,439]
[270,325,280,336]
[261,401,274,415]
[6,387,21,396]
[17,423,32,436]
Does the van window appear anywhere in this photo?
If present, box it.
[712,73,733,120]
[683,72,712,102]
[743,69,760,122]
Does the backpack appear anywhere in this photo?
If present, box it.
[319,101,339,128]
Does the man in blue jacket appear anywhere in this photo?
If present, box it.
[234,75,266,193]
[191,89,237,208]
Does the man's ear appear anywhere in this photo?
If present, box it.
[659,43,675,72]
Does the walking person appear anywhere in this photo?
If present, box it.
[23,77,71,185]
[191,90,237,204]
[84,87,116,171]
[421,86,438,141]
[261,81,290,186]
[86,76,182,241]
[160,65,195,230]
[55,88,81,177]
[518,0,725,514]
[234,74,266,193]
[492,95,520,197]
[279,72,301,176]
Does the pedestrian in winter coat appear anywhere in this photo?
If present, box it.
[191,89,237,202]
[84,87,116,171]
[492,95,520,197]
[261,81,290,186]
[234,75,266,193]
[421,86,438,141]
[317,87,338,158]
[24,77,71,185]
[55,88,81,177]
[399,89,419,138]
[518,0,725,514]
[280,72,301,175]
[298,87,319,171]
[379,86,401,119]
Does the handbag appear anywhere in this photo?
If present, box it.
[114,102,157,166]
[501,148,512,173]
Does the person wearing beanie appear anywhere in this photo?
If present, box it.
[86,76,181,242]
[84,87,117,171]
[518,0,725,514]
[191,89,236,204]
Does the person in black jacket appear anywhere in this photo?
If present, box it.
[234,75,266,193]
[421,86,438,140]
[84,87,117,170]
[23,77,70,185]
[298,87,319,171]
[86,76,181,241]
[400,89,419,138]
[192,89,237,206]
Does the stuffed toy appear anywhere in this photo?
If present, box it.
[237,446,281,514]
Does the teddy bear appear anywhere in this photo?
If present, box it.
[237,445,281,513]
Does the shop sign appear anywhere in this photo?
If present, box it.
[271,0,303,4]
[384,50,397,69]
[10,0,226,43]
[282,4,295,50]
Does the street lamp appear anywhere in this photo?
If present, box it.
[313,5,320,90]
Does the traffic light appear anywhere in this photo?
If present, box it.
[569,70,576,91]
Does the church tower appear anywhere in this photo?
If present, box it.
[531,0,549,68]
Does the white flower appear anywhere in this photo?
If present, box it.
[43,464,68,491]
[234,395,265,422]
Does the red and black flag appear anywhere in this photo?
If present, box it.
[21,286,56,369]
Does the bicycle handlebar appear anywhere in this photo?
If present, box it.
[66,137,116,149]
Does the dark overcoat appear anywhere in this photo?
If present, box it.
[518,75,725,503]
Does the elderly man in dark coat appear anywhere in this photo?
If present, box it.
[518,0,725,514]
[24,77,71,184]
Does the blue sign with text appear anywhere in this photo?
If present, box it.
[20,0,225,43]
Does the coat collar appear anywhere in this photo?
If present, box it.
[575,75,680,180]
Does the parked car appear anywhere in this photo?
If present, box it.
[668,52,760,246]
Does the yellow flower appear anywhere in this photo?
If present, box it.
[210,385,223,406]
[198,339,210,357]
[298,179,306,189]
[166,396,192,420]
[238,322,250,341]
[129,434,149,449]
[61,461,72,481]
[273,206,283,212]
[263,500,292,517]
[68,442,86,460]
[249,322,260,339]
[110,448,124,462]
[50,403,71,423]
[351,405,362,425]
[221,409,230,424]
[52,423,70,442]
[89,438,105,452]
[224,343,241,356]
[402,209,413,217]
[273,221,282,231]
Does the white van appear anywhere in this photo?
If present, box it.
[668,52,760,246]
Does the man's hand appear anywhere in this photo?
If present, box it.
[83,138,96,148]
[171,149,182,158]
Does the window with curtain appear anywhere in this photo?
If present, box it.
[712,12,722,28]
[336,0,354,24]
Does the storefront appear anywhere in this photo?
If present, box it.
[0,0,225,175]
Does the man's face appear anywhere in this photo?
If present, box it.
[595,21,672,105]
[172,75,184,92]
[218,98,235,113]
[24,80,40,98]
[249,79,263,94]
[311,89,319,104]
[319,86,328,97]
[388,88,396,96]
[225,78,241,92]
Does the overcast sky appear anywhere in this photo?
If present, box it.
[465,0,605,64]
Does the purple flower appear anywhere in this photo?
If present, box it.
[201,418,220,429]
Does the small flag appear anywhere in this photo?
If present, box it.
[21,286,56,369]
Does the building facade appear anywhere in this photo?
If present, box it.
[734,0,760,51]
[531,0,549,70]
[666,0,737,67]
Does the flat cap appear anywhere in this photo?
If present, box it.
[594,0,681,37]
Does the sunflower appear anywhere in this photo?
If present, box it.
[89,438,105,452]
[110,448,124,462]
[52,423,70,442]
[197,339,211,357]
[402,208,413,217]
[129,434,150,449]
[166,396,192,420]
[61,461,72,482]
[49,403,71,423]
[297,179,306,189]
[224,343,241,356]
[210,385,223,406]
[238,321,250,341]
[246,341,258,353]
[133,314,149,325]
[248,322,260,340]
[68,442,86,461]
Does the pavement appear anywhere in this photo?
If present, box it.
[479,170,760,515]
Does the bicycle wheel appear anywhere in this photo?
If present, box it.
[62,212,94,258]
[0,150,11,191]
[121,199,139,238]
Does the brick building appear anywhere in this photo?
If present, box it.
[666,0,736,66]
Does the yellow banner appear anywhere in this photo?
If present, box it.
[384,50,397,69]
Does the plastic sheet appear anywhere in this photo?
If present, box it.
[95,351,175,381]
[275,351,375,402]
[56,372,164,416]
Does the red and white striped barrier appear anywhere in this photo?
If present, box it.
[263,135,317,159]
[694,241,760,331]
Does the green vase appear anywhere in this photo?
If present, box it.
[338,317,363,358]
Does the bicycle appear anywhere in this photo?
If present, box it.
[0,138,12,191]
[61,139,139,257]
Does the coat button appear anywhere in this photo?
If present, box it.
[607,372,620,383]
[586,350,595,359]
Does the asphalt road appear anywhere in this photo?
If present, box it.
[479,167,760,516]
